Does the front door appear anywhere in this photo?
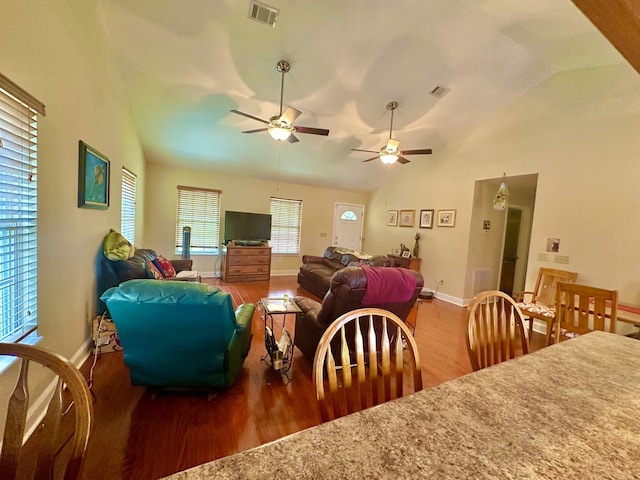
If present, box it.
[333,203,364,250]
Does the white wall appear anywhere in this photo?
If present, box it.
[0,0,145,427]
[364,63,640,305]
[144,162,367,275]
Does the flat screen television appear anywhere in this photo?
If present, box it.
[224,211,272,245]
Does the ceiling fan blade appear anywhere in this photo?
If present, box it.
[242,128,269,134]
[230,109,269,124]
[397,156,411,165]
[362,156,380,163]
[293,125,330,136]
[386,138,400,152]
[287,133,300,143]
[401,148,432,155]
[279,106,302,125]
[351,148,379,154]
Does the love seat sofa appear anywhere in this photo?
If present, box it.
[100,280,254,388]
[297,246,391,298]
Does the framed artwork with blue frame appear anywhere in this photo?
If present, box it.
[78,140,109,209]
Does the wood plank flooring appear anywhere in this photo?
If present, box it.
[42,276,548,479]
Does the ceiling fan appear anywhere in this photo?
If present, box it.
[230,60,330,143]
[352,101,432,165]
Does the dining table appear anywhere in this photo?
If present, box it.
[163,331,640,479]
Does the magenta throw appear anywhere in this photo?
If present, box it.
[361,266,417,305]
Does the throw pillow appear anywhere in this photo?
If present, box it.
[103,229,134,260]
[145,259,164,280]
[154,255,177,278]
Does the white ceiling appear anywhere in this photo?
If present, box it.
[100,0,624,192]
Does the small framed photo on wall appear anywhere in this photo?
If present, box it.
[437,209,456,227]
[387,210,398,226]
[419,209,434,228]
[399,210,415,227]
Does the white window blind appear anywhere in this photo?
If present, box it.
[121,167,136,245]
[175,186,221,255]
[0,73,44,343]
[270,197,302,254]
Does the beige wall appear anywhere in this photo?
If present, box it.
[144,163,367,274]
[1,0,145,426]
[364,63,640,305]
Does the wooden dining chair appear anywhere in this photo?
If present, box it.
[0,343,93,480]
[514,267,578,340]
[466,290,529,371]
[312,308,422,422]
[553,282,618,344]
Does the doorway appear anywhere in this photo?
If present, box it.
[333,203,364,250]
[466,174,537,300]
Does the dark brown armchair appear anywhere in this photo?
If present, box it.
[294,266,424,363]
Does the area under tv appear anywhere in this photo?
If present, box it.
[232,240,266,246]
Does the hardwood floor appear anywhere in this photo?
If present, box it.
[51,276,548,479]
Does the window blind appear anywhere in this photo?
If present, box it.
[121,167,137,245]
[270,197,302,254]
[175,186,221,254]
[0,74,43,343]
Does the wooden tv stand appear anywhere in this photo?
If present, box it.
[221,244,271,282]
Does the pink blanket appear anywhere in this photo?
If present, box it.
[361,266,417,305]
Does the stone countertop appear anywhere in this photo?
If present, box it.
[164,331,640,479]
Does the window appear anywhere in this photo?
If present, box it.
[0,73,45,343]
[121,167,136,244]
[175,186,221,255]
[340,210,357,221]
[270,197,302,254]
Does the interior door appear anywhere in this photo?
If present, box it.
[333,203,364,250]
[499,208,521,296]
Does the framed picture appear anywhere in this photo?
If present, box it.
[437,209,456,227]
[419,209,434,229]
[399,209,415,227]
[401,250,411,258]
[387,210,398,226]
[78,140,110,209]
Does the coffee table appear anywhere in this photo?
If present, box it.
[260,297,301,379]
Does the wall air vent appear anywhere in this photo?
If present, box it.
[248,1,279,27]
[430,85,450,98]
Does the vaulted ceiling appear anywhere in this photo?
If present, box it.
[100,0,631,192]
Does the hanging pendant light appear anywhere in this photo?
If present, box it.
[493,173,509,211]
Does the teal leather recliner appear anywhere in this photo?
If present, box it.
[100,279,254,388]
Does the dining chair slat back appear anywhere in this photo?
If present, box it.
[466,290,530,371]
[554,282,617,343]
[0,343,93,480]
[313,308,422,422]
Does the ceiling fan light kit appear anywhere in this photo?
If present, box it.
[380,154,398,165]
[268,126,293,141]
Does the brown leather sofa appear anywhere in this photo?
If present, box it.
[297,246,391,298]
[294,265,424,363]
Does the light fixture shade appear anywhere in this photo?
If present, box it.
[493,174,509,211]
[268,126,292,141]
[380,153,398,165]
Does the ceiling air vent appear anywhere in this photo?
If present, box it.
[248,1,279,27]
[430,85,450,99]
